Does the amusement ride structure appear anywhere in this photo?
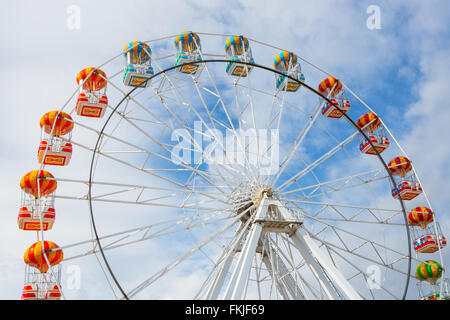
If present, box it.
[18,32,447,300]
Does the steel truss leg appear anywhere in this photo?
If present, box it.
[223,223,263,299]
[205,246,236,299]
[223,198,268,299]
[262,248,305,300]
[267,199,361,300]
[289,227,362,300]
[220,196,361,300]
[204,223,247,300]
[262,246,289,300]
[262,243,306,300]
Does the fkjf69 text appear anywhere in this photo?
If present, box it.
[229,304,264,317]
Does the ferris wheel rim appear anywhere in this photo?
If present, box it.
[80,57,414,300]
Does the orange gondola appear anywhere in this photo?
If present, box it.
[356,113,381,133]
[24,241,63,273]
[318,77,342,97]
[39,111,74,137]
[357,113,389,155]
[408,207,434,229]
[224,35,255,77]
[388,156,412,177]
[75,67,108,118]
[76,67,107,92]
[38,111,73,166]
[123,41,154,88]
[319,77,350,118]
[174,31,204,76]
[273,51,305,92]
[20,170,57,199]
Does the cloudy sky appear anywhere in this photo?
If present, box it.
[0,0,449,300]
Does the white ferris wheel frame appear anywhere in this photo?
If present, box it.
[30,32,445,300]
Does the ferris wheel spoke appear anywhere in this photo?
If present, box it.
[124,207,252,299]
[143,70,254,189]
[70,136,234,196]
[64,196,250,257]
[280,199,404,225]
[324,244,400,299]
[57,194,231,211]
[103,76,241,191]
[265,90,286,131]
[69,121,225,187]
[61,208,235,261]
[200,62,261,182]
[261,141,321,200]
[260,106,344,193]
[280,95,362,172]
[302,215,404,227]
[292,176,388,202]
[231,85,262,181]
[189,77,258,184]
[257,88,289,187]
[275,131,360,193]
[268,77,344,191]
[278,167,388,201]
[242,69,266,180]
[51,176,230,203]
[102,115,229,193]
[301,219,414,276]
[281,199,401,214]
[269,97,327,189]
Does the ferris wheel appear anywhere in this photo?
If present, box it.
[18,32,448,300]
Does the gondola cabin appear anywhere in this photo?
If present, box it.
[388,156,422,200]
[38,140,72,166]
[273,51,305,92]
[414,234,447,253]
[359,135,390,155]
[38,111,74,166]
[123,41,154,88]
[76,92,108,118]
[356,113,389,154]
[174,31,204,76]
[321,98,351,119]
[75,67,108,118]
[19,170,57,231]
[392,180,423,200]
[318,77,350,118]
[224,36,255,77]
[18,206,55,231]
